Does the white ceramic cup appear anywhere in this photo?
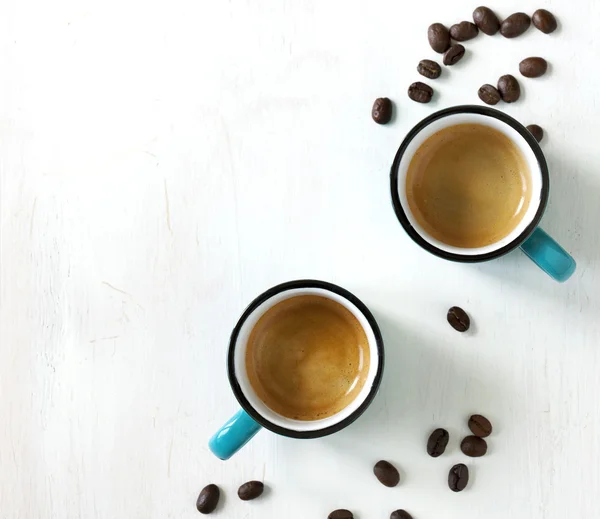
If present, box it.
[390,105,576,281]
[208,280,384,460]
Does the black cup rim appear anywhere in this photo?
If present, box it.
[227,280,385,439]
[389,105,550,263]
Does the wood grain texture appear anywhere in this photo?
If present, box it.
[1,0,599,518]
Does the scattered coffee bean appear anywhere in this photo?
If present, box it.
[428,23,451,53]
[519,57,548,78]
[448,464,469,492]
[450,21,479,41]
[497,74,520,103]
[461,435,488,457]
[532,9,557,34]
[472,6,500,35]
[527,124,544,143]
[197,484,220,514]
[391,511,413,519]
[443,44,465,66]
[408,82,433,103]
[417,59,442,79]
[500,13,531,38]
[468,414,493,437]
[427,428,450,457]
[372,97,393,124]
[238,480,264,501]
[329,510,353,519]
[447,306,470,332]
[478,84,501,105]
[374,460,400,487]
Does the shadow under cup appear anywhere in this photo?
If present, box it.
[390,105,576,282]
[209,280,384,460]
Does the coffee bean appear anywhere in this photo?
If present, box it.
[372,97,393,124]
[428,23,451,53]
[450,21,479,41]
[374,460,400,487]
[238,480,264,501]
[461,435,488,457]
[417,59,442,79]
[532,9,557,34]
[519,57,548,78]
[448,464,469,492]
[500,13,531,38]
[468,414,493,437]
[329,510,353,519]
[447,306,470,332]
[408,82,433,103]
[478,84,501,105]
[527,124,544,143]
[391,511,413,519]
[197,484,220,514]
[497,74,520,103]
[443,44,465,66]
[427,428,449,457]
[472,6,500,35]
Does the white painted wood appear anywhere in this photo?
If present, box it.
[1,0,599,517]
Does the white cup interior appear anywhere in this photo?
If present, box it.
[233,287,380,432]
[396,112,543,256]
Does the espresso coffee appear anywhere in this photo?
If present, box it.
[406,123,532,248]
[246,295,370,420]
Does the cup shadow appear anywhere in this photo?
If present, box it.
[475,146,600,291]
[319,310,510,462]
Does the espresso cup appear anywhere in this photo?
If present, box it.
[390,105,576,282]
[209,280,384,460]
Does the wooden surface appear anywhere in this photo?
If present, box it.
[2,0,599,517]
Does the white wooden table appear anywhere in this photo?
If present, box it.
[2,0,599,517]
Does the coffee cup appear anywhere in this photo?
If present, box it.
[208,280,384,460]
[390,105,576,282]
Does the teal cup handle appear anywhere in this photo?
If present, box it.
[209,409,262,460]
[520,227,576,282]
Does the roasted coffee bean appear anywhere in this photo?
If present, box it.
[532,9,557,34]
[329,510,353,519]
[472,6,500,35]
[408,82,433,103]
[391,511,413,519]
[478,84,501,105]
[527,124,544,143]
[417,59,442,79]
[497,74,520,103]
[238,480,264,501]
[519,57,548,78]
[450,21,479,41]
[468,414,493,437]
[448,464,469,492]
[197,484,220,514]
[461,435,488,457]
[427,428,449,457]
[428,23,451,53]
[374,460,400,487]
[447,306,470,332]
[443,44,465,66]
[500,13,531,38]
[372,97,393,124]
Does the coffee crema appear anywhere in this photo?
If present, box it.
[406,123,532,248]
[245,295,370,421]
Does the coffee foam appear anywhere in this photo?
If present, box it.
[406,123,532,248]
[246,295,370,421]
